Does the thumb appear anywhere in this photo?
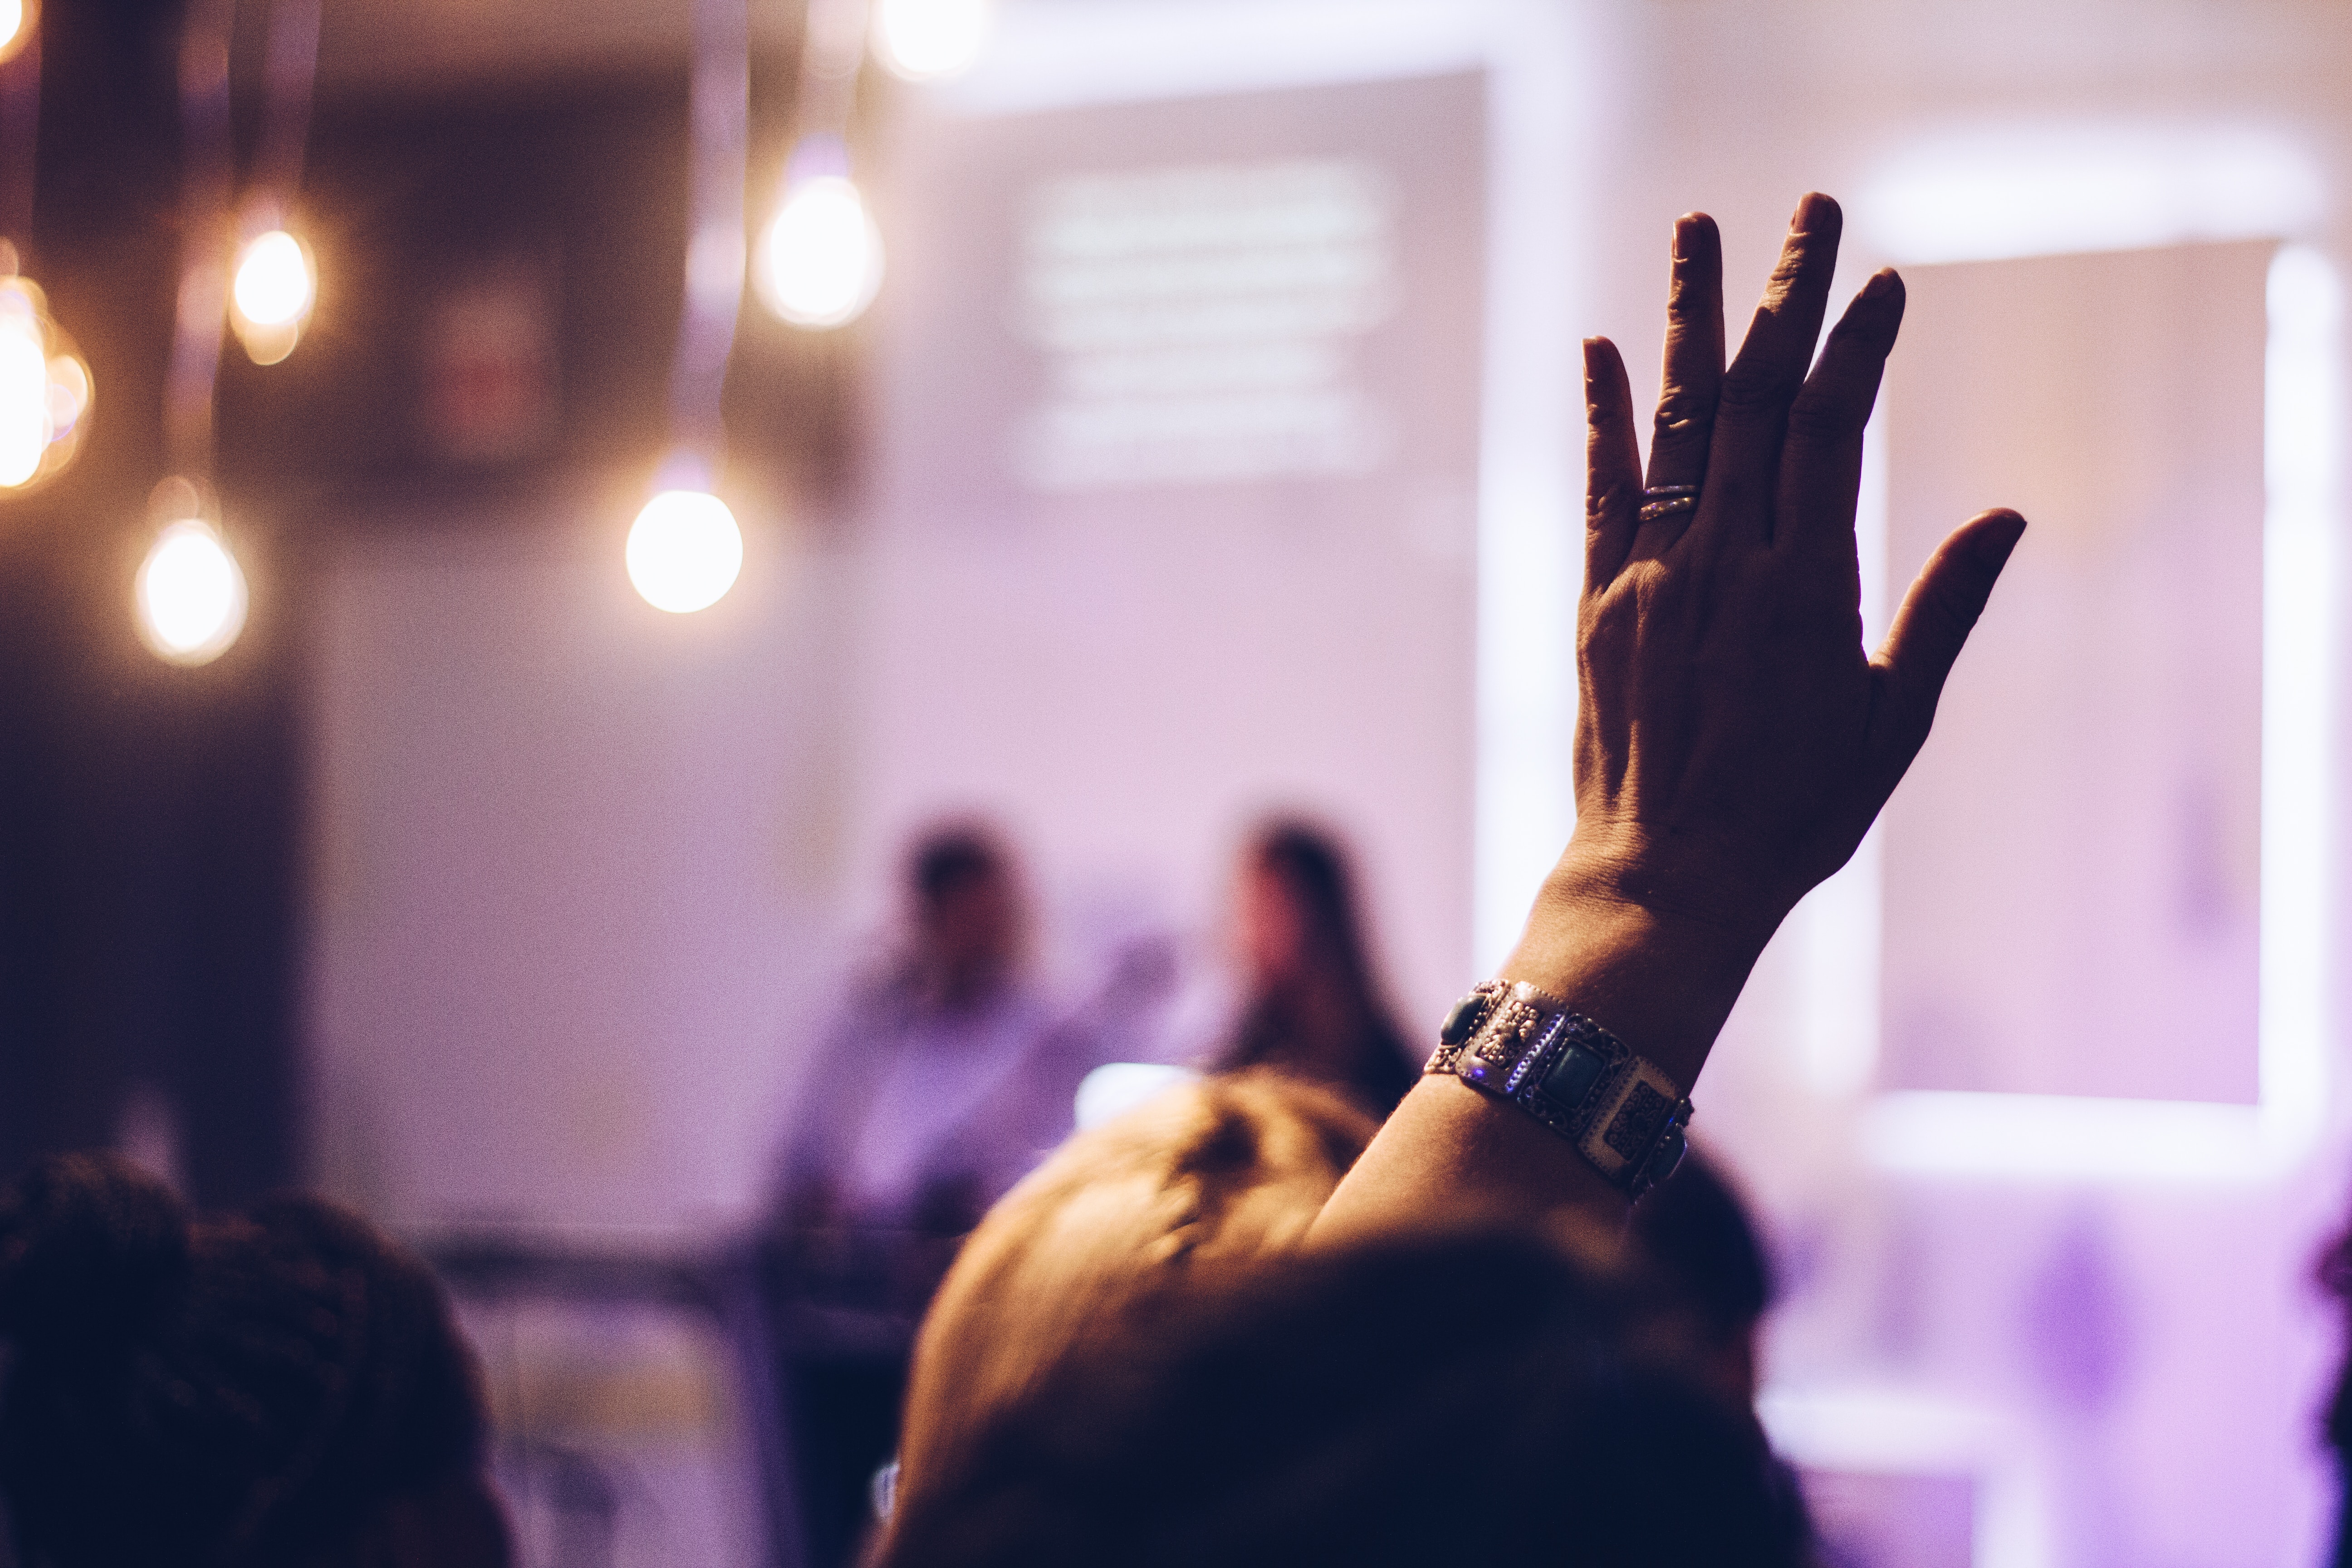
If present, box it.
[1869,507,2026,778]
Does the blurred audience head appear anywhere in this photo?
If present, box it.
[2313,1205,2352,1454]
[1630,1147,1777,1408]
[1220,819,1416,1115]
[0,1153,507,1568]
[906,822,1025,1007]
[882,1076,1801,1568]
[893,1071,1376,1513]
[1235,818,1368,992]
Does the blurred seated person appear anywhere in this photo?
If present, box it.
[1211,820,1417,1118]
[880,192,2022,1565]
[764,822,1104,1568]
[0,1152,508,1568]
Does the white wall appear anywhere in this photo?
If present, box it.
[309,504,853,1232]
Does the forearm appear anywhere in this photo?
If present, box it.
[1307,857,1773,1246]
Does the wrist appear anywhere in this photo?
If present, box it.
[1544,822,1800,945]
[1497,838,1784,1092]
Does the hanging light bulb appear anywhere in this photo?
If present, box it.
[872,0,990,81]
[627,457,743,613]
[0,0,38,66]
[136,483,247,665]
[0,258,92,492]
[230,225,316,366]
[755,139,884,329]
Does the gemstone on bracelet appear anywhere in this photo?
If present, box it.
[1537,1044,1607,1112]
[1439,992,1492,1046]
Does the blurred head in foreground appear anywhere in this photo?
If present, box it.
[1218,819,1418,1117]
[880,1074,1804,1568]
[1629,1146,1777,1409]
[0,1153,507,1568]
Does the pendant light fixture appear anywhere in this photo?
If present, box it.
[754,0,884,331]
[228,0,320,365]
[627,0,750,614]
[136,0,245,666]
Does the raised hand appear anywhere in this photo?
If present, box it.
[1563,193,2024,943]
[1313,196,2022,1240]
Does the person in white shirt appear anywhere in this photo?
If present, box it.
[764,823,1102,1568]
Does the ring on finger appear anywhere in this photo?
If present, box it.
[1638,484,1700,524]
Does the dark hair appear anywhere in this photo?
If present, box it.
[1218,820,1416,1115]
[909,826,1008,906]
[1630,1148,1775,1340]
[2317,1210,2352,1450]
[0,1154,491,1568]
[883,1228,1807,1568]
[1249,821,1371,990]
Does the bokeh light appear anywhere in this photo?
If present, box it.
[626,488,743,613]
[0,275,91,490]
[230,229,316,365]
[872,0,990,81]
[0,0,36,66]
[0,304,49,486]
[755,175,885,329]
[136,519,248,666]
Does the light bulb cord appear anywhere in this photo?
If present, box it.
[250,0,321,229]
[0,25,38,255]
[795,0,868,142]
[165,0,235,481]
[668,0,750,452]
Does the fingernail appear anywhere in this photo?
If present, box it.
[1860,268,1898,300]
[1792,191,1835,232]
[1672,215,1696,260]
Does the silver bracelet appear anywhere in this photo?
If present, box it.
[1425,980,1693,1198]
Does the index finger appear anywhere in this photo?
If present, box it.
[1685,192,1844,555]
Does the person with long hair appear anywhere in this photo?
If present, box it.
[1214,821,1418,1118]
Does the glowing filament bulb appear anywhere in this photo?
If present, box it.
[231,229,316,364]
[755,176,884,329]
[136,519,248,665]
[0,300,49,487]
[0,274,92,489]
[234,230,311,324]
[0,0,32,66]
[627,489,743,613]
[872,0,990,81]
